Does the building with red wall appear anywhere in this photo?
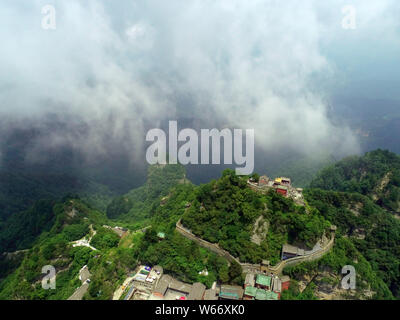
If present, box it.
[281,276,290,291]
[276,185,288,196]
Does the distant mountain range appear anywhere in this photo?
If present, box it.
[0,150,399,300]
[331,97,400,154]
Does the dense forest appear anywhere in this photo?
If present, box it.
[283,150,400,299]
[283,189,399,299]
[0,165,243,299]
[310,149,400,212]
[1,150,400,300]
[0,195,241,299]
[181,169,330,264]
[106,164,187,222]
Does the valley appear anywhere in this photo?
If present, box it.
[0,150,399,300]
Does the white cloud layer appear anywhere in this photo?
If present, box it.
[1,0,399,163]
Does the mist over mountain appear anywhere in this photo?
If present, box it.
[1,1,399,224]
[1,1,381,171]
[1,2,400,304]
[0,1,399,224]
[330,97,400,154]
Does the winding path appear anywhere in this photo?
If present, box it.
[175,219,334,275]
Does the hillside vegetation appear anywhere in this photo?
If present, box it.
[1,151,400,300]
[106,164,187,222]
[310,150,400,212]
[285,189,400,299]
[181,169,331,264]
[283,150,400,299]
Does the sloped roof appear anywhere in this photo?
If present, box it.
[255,288,269,300]
[154,275,170,295]
[204,289,218,300]
[272,277,282,292]
[282,244,304,256]
[244,286,257,297]
[219,285,243,300]
[245,273,255,286]
[188,282,206,300]
[256,274,271,287]
[269,291,279,300]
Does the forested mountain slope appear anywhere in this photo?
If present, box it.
[291,189,400,299]
[0,191,238,299]
[106,164,187,221]
[283,151,400,300]
[181,169,330,264]
[1,151,400,300]
[310,150,400,212]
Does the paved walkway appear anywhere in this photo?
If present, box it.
[68,282,90,300]
[176,220,240,265]
[113,276,135,300]
[70,224,97,250]
[176,219,334,275]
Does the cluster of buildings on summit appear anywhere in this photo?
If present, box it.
[122,265,291,301]
[243,273,290,300]
[120,174,320,301]
[248,175,304,204]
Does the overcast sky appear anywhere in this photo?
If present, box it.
[0,0,399,164]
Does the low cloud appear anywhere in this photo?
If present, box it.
[1,0,399,168]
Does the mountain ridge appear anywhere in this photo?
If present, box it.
[0,149,399,300]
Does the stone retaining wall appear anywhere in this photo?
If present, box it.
[176,219,335,275]
[176,220,239,264]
